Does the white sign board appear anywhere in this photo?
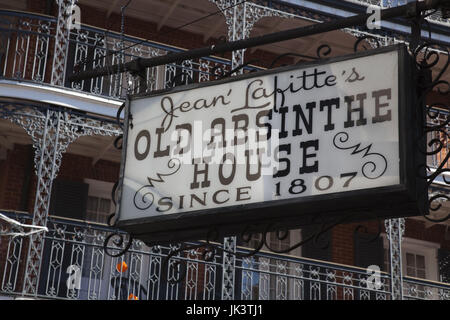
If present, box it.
[116,45,423,242]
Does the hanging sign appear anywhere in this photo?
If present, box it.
[115,45,426,244]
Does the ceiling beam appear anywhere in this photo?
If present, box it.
[106,0,121,19]
[157,0,182,31]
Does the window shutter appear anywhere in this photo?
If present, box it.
[49,179,89,220]
[354,232,385,271]
[301,226,331,261]
[438,248,450,283]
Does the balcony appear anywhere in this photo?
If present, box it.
[0,9,250,107]
[1,210,449,300]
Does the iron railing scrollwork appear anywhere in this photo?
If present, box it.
[412,40,449,222]
[150,211,384,285]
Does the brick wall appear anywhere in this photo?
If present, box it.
[26,0,48,15]
[0,143,120,213]
[405,219,450,250]
[331,219,450,267]
[0,144,31,211]
[57,153,120,184]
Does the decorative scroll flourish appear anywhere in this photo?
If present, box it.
[133,185,155,211]
[210,58,260,80]
[333,131,388,180]
[103,231,134,258]
[316,44,332,59]
[353,35,383,52]
[133,158,182,210]
[105,102,128,247]
[413,41,450,223]
[427,194,450,222]
[106,103,126,227]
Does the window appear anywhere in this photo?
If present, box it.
[237,230,301,256]
[84,179,114,225]
[86,196,111,224]
[268,231,291,252]
[405,252,426,279]
[383,236,439,281]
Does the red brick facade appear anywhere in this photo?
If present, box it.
[0,143,120,214]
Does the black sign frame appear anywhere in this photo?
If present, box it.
[114,44,427,245]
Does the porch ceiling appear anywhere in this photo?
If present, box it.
[0,118,121,164]
[77,0,450,85]
[78,0,359,57]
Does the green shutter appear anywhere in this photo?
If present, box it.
[301,226,331,261]
[49,179,89,220]
[438,248,450,283]
[354,232,385,271]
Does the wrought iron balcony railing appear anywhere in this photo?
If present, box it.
[0,10,250,101]
[0,210,449,300]
[427,109,450,172]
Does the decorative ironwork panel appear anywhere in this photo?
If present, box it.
[385,218,405,300]
[51,0,78,86]
[1,235,23,293]
[146,245,162,300]
[32,20,51,82]
[2,211,450,300]
[12,19,31,79]
[71,29,89,90]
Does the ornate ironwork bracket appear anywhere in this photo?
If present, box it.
[0,101,121,295]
